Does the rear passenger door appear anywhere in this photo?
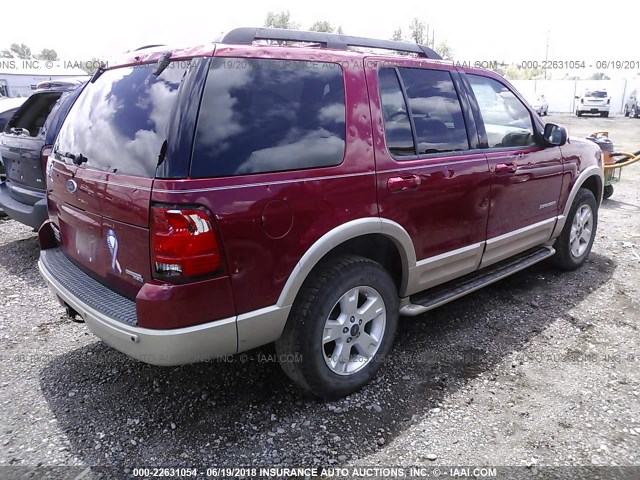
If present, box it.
[463,73,564,268]
[365,59,491,294]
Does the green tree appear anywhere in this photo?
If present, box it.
[409,18,425,44]
[435,41,453,60]
[82,57,104,75]
[264,11,299,29]
[493,64,544,80]
[35,48,58,61]
[309,20,334,33]
[391,27,403,41]
[1,43,32,59]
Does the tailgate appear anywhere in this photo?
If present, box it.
[0,91,62,196]
[48,161,153,299]
[47,59,191,299]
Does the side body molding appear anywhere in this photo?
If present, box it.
[276,218,417,307]
[551,165,604,239]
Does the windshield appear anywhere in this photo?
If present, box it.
[54,61,190,177]
[585,91,607,98]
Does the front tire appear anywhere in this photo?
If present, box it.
[601,112,609,118]
[553,188,598,270]
[576,109,582,117]
[624,105,630,117]
[276,254,399,399]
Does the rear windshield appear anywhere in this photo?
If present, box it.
[0,107,18,132]
[585,91,607,98]
[190,58,346,178]
[6,92,62,136]
[54,61,189,177]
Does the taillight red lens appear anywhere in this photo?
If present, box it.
[41,144,52,177]
[151,206,222,278]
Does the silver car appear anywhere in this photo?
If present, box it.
[623,90,638,118]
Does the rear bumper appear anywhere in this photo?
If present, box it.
[0,182,48,229]
[578,104,610,113]
[38,250,239,366]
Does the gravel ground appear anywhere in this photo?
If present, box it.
[0,114,639,479]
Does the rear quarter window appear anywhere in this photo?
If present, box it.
[190,58,346,178]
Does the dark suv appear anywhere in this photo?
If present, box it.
[38,28,604,398]
[0,84,85,229]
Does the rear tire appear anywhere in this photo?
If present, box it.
[576,109,582,117]
[603,184,614,199]
[624,106,630,117]
[553,188,598,271]
[276,254,399,399]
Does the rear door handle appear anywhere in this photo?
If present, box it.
[387,175,421,192]
[495,162,517,174]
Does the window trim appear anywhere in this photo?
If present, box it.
[463,72,544,152]
[393,67,418,156]
[377,66,472,163]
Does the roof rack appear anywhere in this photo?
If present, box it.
[216,27,442,60]
[133,44,166,51]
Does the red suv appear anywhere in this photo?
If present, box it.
[38,28,604,398]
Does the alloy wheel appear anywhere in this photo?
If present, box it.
[322,286,386,375]
[570,204,593,258]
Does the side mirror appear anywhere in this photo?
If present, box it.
[574,96,580,99]
[543,123,567,147]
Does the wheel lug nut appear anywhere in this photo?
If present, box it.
[350,317,355,323]
[347,338,352,343]
[359,319,362,325]
[343,327,349,333]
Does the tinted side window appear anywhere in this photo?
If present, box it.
[467,75,536,148]
[397,68,469,154]
[191,58,345,178]
[43,85,85,144]
[379,68,414,156]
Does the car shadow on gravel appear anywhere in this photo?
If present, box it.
[601,198,640,213]
[39,253,615,468]
[0,232,40,277]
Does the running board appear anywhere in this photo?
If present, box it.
[400,246,555,316]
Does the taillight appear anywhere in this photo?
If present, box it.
[580,98,584,104]
[151,206,222,279]
[40,145,52,177]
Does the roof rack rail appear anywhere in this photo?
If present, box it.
[216,27,442,60]
[133,44,166,51]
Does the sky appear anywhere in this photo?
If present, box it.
[1,0,639,78]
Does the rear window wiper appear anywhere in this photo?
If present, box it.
[57,151,88,165]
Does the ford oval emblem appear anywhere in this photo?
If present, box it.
[66,179,78,194]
